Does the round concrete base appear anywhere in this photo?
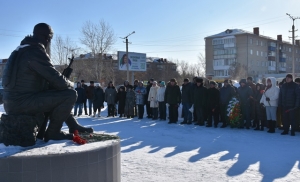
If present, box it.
[0,140,121,182]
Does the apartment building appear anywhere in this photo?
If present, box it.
[205,27,300,81]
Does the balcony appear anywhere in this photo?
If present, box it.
[268,56,276,61]
[213,65,230,70]
[268,66,276,71]
[279,58,286,62]
[279,67,286,72]
[268,46,276,51]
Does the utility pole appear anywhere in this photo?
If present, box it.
[120,31,135,82]
[286,13,300,78]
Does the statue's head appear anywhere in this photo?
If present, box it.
[33,23,53,50]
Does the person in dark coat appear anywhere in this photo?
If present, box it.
[135,81,146,119]
[81,80,88,115]
[146,79,154,118]
[116,86,126,117]
[219,79,235,128]
[294,77,300,132]
[237,79,253,129]
[193,78,207,126]
[247,77,257,127]
[165,78,181,124]
[74,82,86,116]
[253,83,266,130]
[206,81,220,127]
[86,81,95,116]
[125,85,135,118]
[105,82,117,117]
[93,83,105,117]
[180,78,194,125]
[133,79,139,117]
[124,80,130,91]
[2,23,92,142]
[278,74,300,136]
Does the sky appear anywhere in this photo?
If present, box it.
[0,0,300,63]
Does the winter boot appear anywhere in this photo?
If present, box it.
[98,112,101,117]
[44,121,73,142]
[65,114,94,134]
[267,120,272,133]
[119,114,123,118]
[260,120,265,131]
[92,112,96,117]
[268,121,275,133]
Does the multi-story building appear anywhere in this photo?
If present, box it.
[205,27,300,81]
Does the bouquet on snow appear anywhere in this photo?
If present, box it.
[227,97,241,128]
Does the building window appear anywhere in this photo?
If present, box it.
[256,40,259,45]
[261,51,263,57]
[289,47,292,52]
[260,41,263,46]
[250,38,253,44]
[250,50,253,55]
[257,51,259,56]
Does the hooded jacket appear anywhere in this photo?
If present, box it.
[260,77,279,107]
[3,36,71,106]
[148,85,159,108]
[237,79,253,106]
[135,82,146,105]
[156,86,166,102]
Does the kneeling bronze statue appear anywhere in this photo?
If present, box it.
[0,23,93,147]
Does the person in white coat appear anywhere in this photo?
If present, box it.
[148,81,159,120]
[260,77,280,133]
[157,81,167,120]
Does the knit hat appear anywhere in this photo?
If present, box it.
[286,74,293,79]
[224,79,229,83]
[128,85,133,89]
[239,79,247,85]
[160,81,165,86]
[90,81,94,84]
[81,80,85,82]
[96,83,100,87]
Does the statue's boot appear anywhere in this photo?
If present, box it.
[65,114,94,134]
[44,121,73,142]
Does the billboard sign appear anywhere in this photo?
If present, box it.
[118,51,146,72]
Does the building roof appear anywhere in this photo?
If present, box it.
[205,28,294,45]
[205,29,250,39]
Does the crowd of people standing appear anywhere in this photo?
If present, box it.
[73,73,300,136]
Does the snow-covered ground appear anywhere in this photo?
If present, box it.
[1,104,300,182]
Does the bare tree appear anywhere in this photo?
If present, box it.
[229,62,247,80]
[195,53,206,77]
[80,20,116,81]
[51,35,78,66]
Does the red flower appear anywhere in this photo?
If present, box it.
[72,130,87,145]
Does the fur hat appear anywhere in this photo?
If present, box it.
[209,81,216,85]
[196,78,203,83]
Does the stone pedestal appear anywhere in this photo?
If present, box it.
[0,140,121,182]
